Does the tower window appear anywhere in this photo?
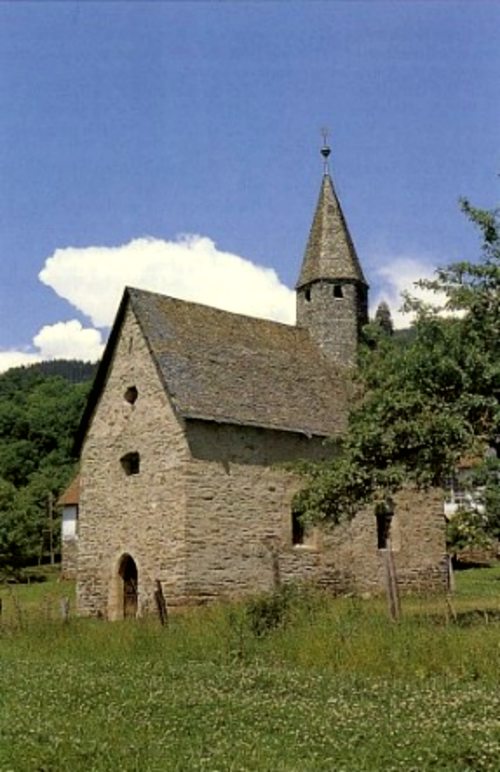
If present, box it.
[304,288,311,302]
[333,284,343,298]
[124,386,138,405]
[121,452,140,476]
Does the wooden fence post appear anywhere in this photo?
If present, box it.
[447,554,455,594]
[384,549,401,622]
[46,492,56,566]
[154,580,168,626]
[60,597,70,623]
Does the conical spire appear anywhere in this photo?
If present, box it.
[295,139,369,367]
[296,168,367,289]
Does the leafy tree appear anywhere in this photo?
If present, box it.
[0,362,92,573]
[295,200,500,533]
[445,508,492,554]
[0,478,38,576]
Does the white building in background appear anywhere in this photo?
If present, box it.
[443,456,490,520]
[58,475,80,578]
[444,486,486,519]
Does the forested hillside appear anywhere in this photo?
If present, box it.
[22,359,96,384]
[0,360,95,575]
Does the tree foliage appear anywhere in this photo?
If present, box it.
[295,200,500,536]
[0,362,92,575]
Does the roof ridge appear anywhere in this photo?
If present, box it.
[126,286,298,332]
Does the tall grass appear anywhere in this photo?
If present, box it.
[2,567,500,678]
[156,580,500,681]
[1,565,500,770]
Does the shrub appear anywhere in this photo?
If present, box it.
[245,584,307,637]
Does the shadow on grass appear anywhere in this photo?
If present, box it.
[453,560,495,571]
[426,608,500,627]
[1,564,62,585]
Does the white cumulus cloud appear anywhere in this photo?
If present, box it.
[0,351,43,373]
[0,320,104,375]
[33,320,104,361]
[371,255,448,329]
[39,235,296,328]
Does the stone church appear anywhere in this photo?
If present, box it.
[71,148,447,619]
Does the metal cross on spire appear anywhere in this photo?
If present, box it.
[320,126,331,175]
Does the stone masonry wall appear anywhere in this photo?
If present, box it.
[61,538,78,580]
[319,487,448,595]
[77,307,190,618]
[183,421,447,601]
[183,421,332,602]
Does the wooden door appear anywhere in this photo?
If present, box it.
[119,554,138,618]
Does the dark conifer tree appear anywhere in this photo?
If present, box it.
[374,301,394,335]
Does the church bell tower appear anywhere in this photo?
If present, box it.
[296,137,369,367]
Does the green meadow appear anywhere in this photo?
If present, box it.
[1,566,500,771]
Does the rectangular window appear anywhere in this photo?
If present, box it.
[292,510,305,545]
[376,503,393,549]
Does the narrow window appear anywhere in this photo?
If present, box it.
[292,510,305,545]
[124,386,138,405]
[333,284,343,298]
[304,288,311,302]
[121,452,140,476]
[376,502,393,549]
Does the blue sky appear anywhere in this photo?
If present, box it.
[0,1,499,370]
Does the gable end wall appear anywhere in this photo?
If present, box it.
[77,306,190,618]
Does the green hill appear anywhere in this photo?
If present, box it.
[0,360,94,574]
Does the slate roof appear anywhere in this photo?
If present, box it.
[76,287,350,448]
[130,288,349,437]
[296,173,367,288]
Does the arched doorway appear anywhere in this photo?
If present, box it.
[119,554,138,619]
